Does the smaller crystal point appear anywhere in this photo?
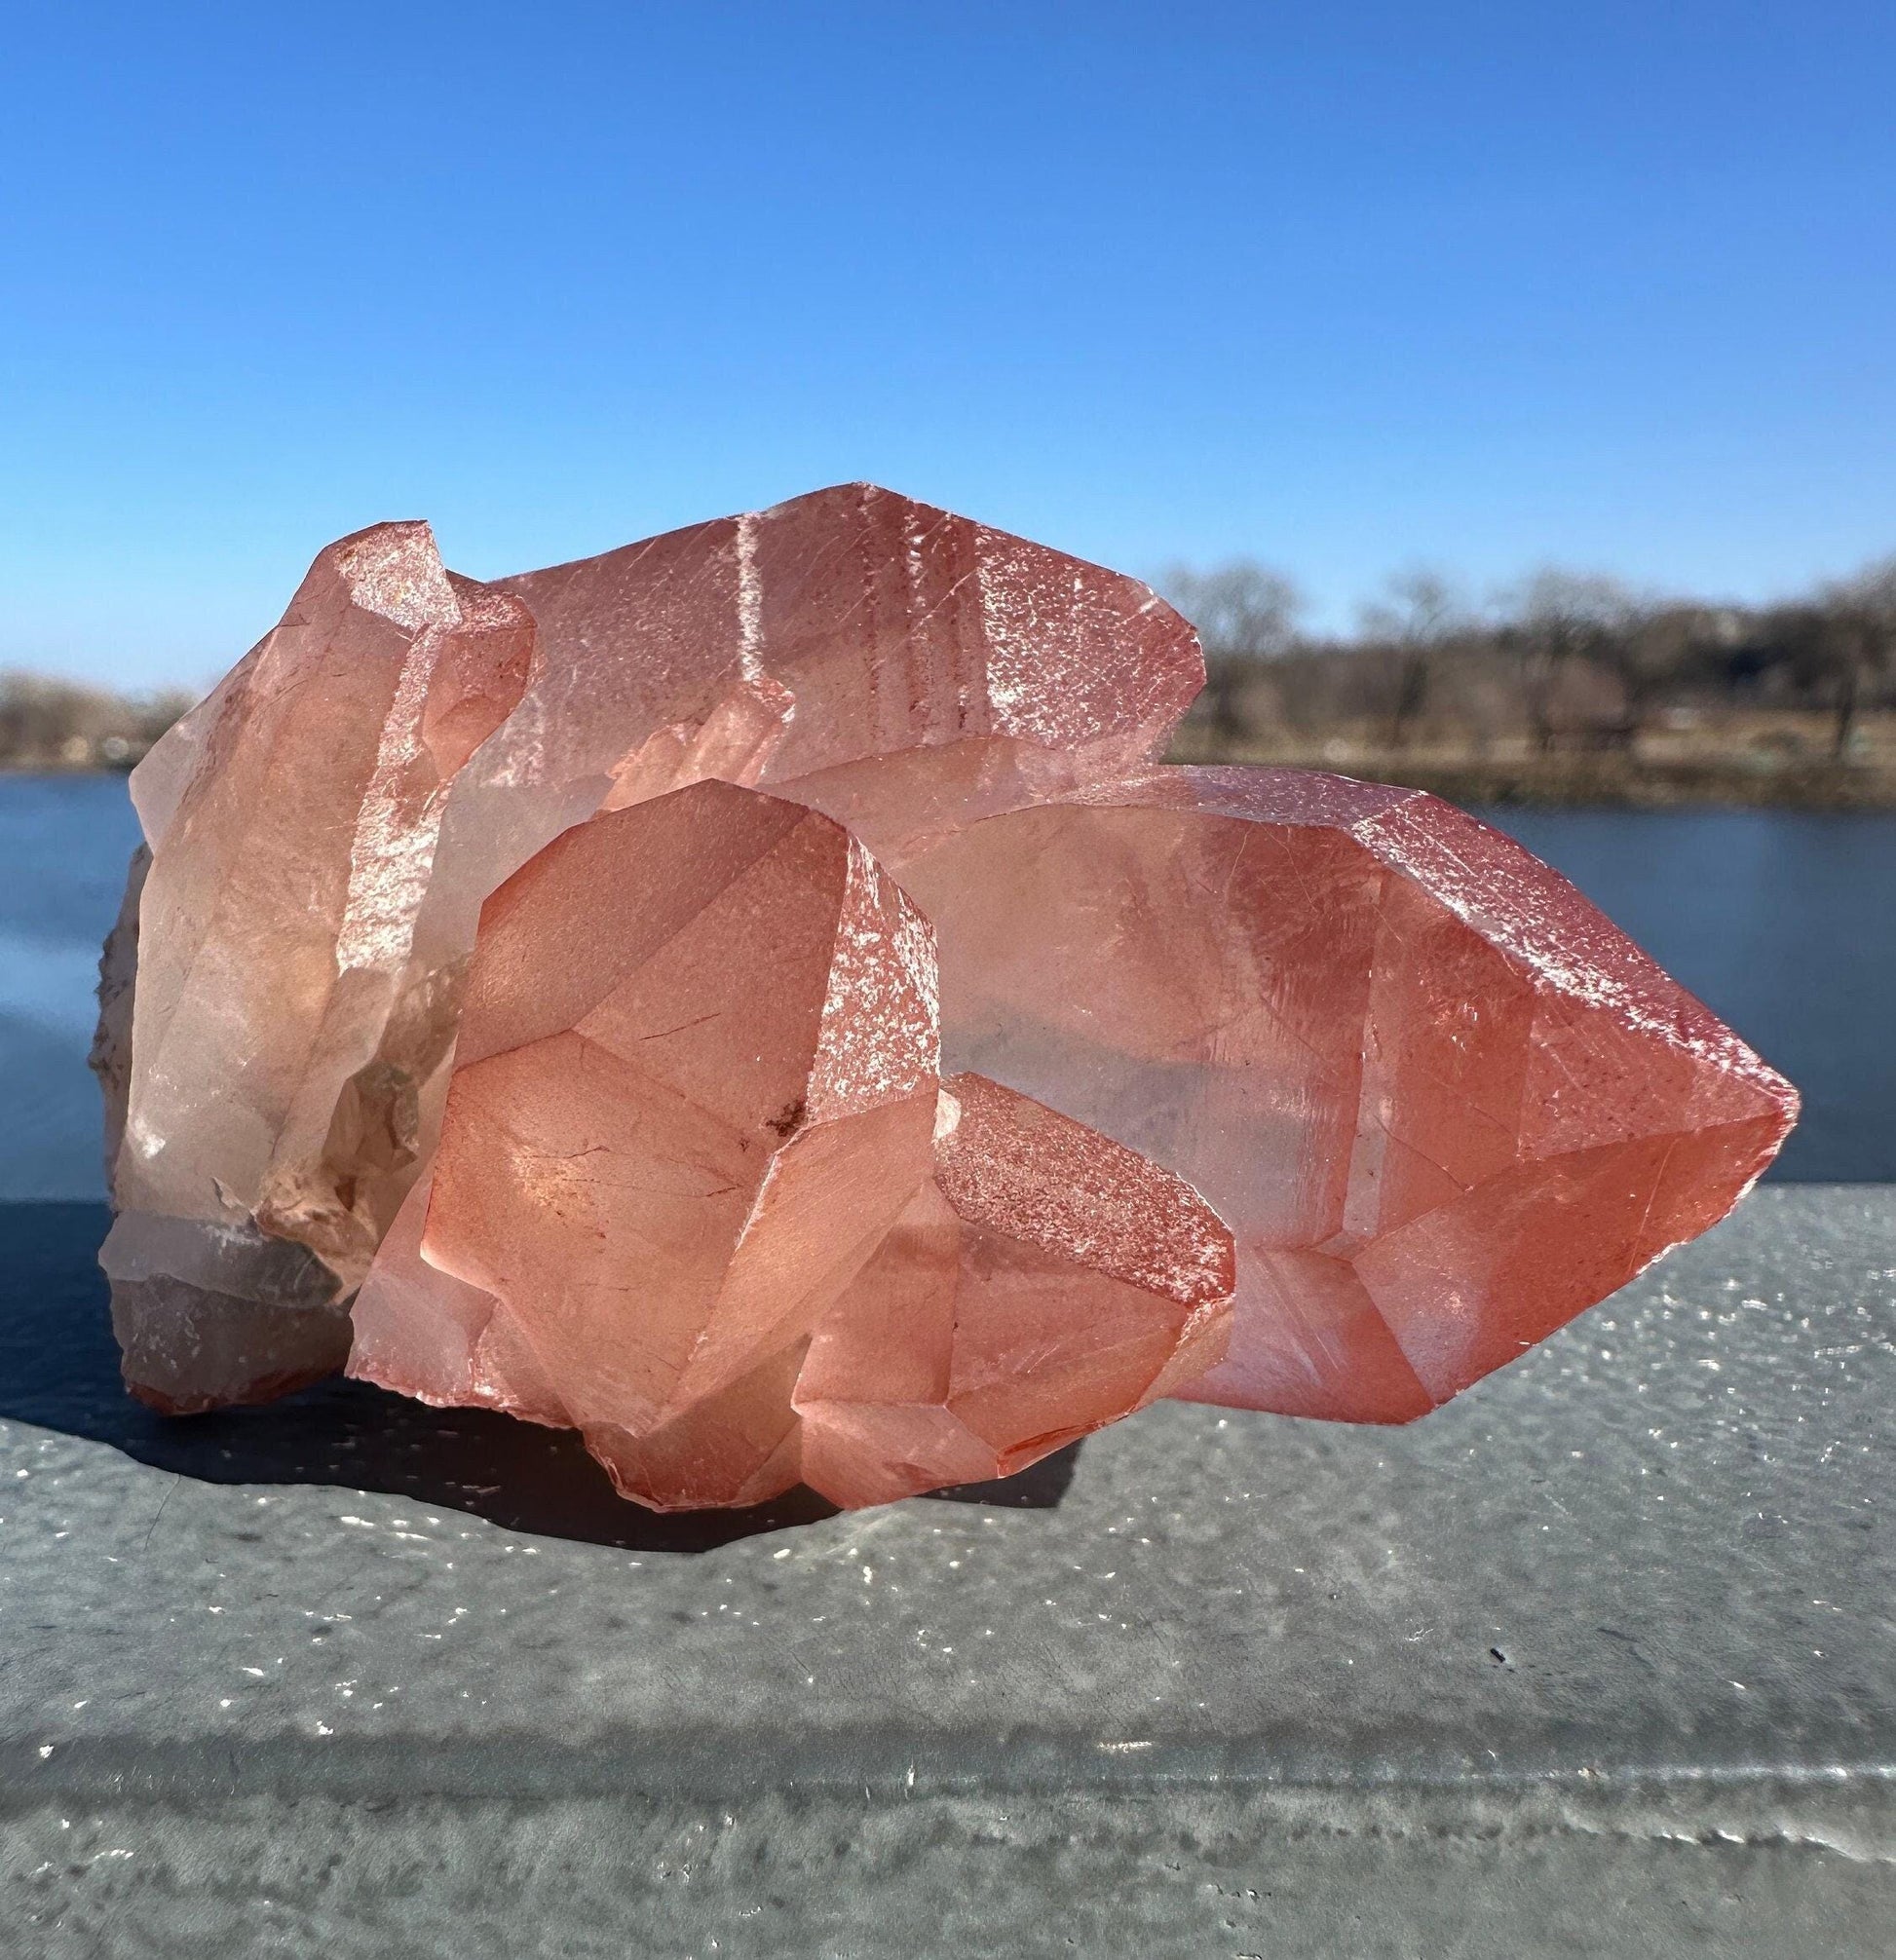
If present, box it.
[351,776,942,1511]
[794,1073,1235,1509]
[599,673,797,811]
[100,523,538,1410]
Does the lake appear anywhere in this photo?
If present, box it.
[1,773,1888,1199]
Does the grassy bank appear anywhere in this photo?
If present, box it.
[1169,709,1896,810]
[1166,743,1896,810]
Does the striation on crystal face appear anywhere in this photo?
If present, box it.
[99,523,537,1412]
[350,778,944,1511]
[894,767,1800,1423]
[98,485,1799,1509]
[796,1072,1235,1509]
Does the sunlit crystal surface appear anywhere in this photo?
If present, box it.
[796,1073,1235,1508]
[895,768,1800,1421]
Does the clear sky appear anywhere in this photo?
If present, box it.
[4,2,1893,688]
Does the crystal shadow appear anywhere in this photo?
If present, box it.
[0,1204,1079,1553]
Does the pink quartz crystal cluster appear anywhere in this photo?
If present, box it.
[94,485,1799,1512]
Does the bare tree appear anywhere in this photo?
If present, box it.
[1499,570,1643,752]
[1595,601,1711,746]
[0,671,191,768]
[1817,555,1896,757]
[1357,569,1465,750]
[1161,560,1304,740]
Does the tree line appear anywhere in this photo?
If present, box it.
[0,672,194,770]
[1163,554,1896,761]
[6,551,1894,773]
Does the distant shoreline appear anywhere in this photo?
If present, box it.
[9,756,1896,812]
[1164,739,1896,811]
[0,764,139,779]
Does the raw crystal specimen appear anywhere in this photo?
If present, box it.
[99,484,1799,1509]
[351,779,942,1510]
[796,1073,1235,1508]
[100,523,536,1411]
[895,768,1800,1423]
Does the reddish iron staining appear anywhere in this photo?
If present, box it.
[99,489,1795,1507]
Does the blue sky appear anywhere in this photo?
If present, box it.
[4,2,1893,688]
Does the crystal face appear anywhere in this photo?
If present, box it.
[97,485,1799,1506]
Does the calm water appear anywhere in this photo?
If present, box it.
[0,773,1889,1198]
[1,774,141,1200]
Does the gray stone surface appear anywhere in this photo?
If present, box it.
[2,1187,1892,1955]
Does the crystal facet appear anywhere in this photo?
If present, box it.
[97,486,1798,1509]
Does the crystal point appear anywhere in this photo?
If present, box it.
[101,523,537,1409]
[894,768,1799,1422]
[351,779,942,1511]
[795,1073,1235,1508]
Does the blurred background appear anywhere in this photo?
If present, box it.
[3,2,1892,1199]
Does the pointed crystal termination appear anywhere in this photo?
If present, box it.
[796,1073,1235,1509]
[895,768,1799,1424]
[350,778,944,1511]
[99,523,537,1412]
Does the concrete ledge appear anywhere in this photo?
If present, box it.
[3,1187,1893,1954]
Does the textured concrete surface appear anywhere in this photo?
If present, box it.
[2,1187,1892,1955]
